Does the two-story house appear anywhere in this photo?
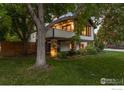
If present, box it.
[29,13,95,57]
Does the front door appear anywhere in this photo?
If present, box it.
[46,40,51,55]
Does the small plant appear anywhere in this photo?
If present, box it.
[58,51,68,58]
[85,45,97,55]
[68,49,77,56]
[94,38,105,51]
[75,50,80,55]
[78,48,87,55]
[96,47,102,52]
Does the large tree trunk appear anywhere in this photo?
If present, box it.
[36,26,46,66]
[27,4,47,68]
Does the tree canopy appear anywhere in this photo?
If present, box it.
[97,4,124,45]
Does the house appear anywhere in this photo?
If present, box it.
[29,13,95,57]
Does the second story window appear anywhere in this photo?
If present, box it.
[52,20,74,32]
[81,25,91,36]
[62,24,72,31]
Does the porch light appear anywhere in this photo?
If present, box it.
[50,48,57,57]
[50,39,57,57]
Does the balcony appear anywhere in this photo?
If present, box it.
[46,29,74,39]
[46,28,94,41]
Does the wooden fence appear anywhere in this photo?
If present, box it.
[0,42,36,56]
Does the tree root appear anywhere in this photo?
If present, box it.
[27,64,51,71]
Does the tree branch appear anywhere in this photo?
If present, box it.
[27,4,40,27]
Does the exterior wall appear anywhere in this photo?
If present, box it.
[80,27,94,41]
[54,29,74,38]
[29,26,94,42]
[80,42,88,48]
[46,28,53,38]
[59,41,88,52]
[46,29,74,39]
[76,44,80,50]
[60,41,71,51]
[29,32,37,42]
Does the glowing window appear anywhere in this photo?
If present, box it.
[81,26,91,36]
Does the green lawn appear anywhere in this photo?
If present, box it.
[0,51,124,85]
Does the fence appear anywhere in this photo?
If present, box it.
[0,41,36,56]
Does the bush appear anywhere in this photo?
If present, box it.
[85,45,97,55]
[78,48,87,55]
[58,45,98,58]
[96,47,103,52]
[75,50,80,55]
[97,41,105,50]
[94,39,105,51]
[68,49,77,56]
[58,51,68,58]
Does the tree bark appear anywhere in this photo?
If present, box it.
[36,26,46,66]
[27,4,47,67]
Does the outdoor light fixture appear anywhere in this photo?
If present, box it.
[50,48,57,57]
[50,40,57,57]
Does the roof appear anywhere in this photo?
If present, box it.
[46,12,96,28]
[47,16,75,28]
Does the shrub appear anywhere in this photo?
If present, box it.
[97,41,105,50]
[68,49,77,56]
[94,39,105,51]
[75,50,81,55]
[78,48,87,55]
[85,45,97,55]
[96,47,102,52]
[58,51,68,58]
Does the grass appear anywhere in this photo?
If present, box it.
[0,51,124,85]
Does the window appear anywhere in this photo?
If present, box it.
[81,26,91,36]
[62,24,72,31]
[79,43,84,49]
[52,20,74,32]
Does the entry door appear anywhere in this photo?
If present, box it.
[46,41,51,54]
[57,40,61,52]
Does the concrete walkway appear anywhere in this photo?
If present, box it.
[104,48,124,52]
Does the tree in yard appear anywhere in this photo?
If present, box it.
[0,4,12,41]
[0,4,35,55]
[27,3,107,68]
[27,4,75,68]
[97,4,124,47]
[1,3,75,68]
[0,16,10,41]
[5,4,35,55]
[70,4,107,50]
[27,4,47,67]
